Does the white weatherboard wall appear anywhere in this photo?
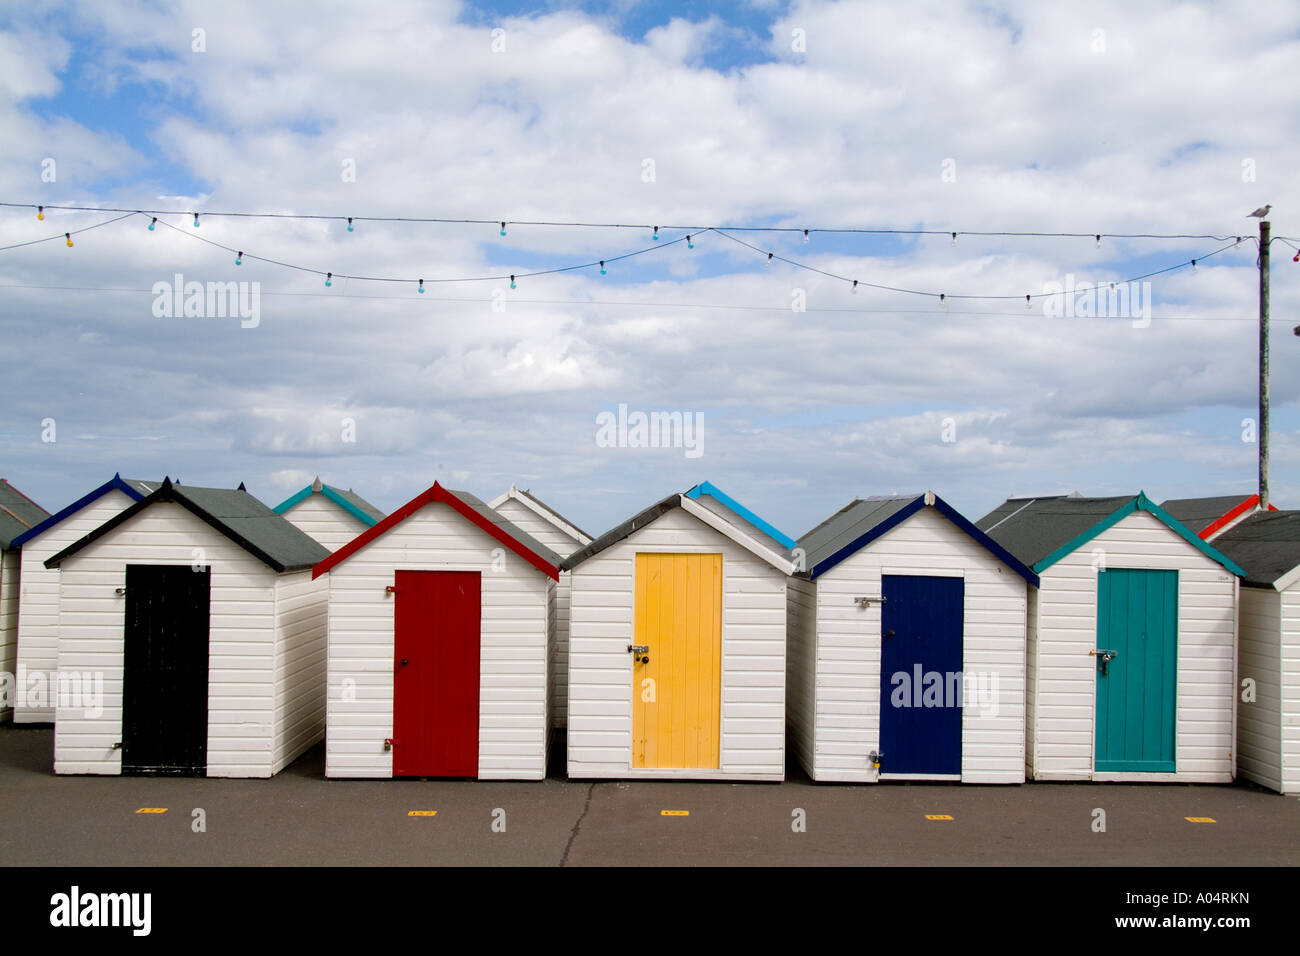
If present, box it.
[786,505,1027,783]
[0,549,17,721]
[15,487,137,723]
[325,501,554,780]
[567,507,788,780]
[1027,509,1238,782]
[280,493,370,552]
[493,496,583,730]
[1237,587,1300,794]
[53,503,327,777]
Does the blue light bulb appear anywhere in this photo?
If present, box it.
[148,217,156,231]
[347,217,354,232]
[652,226,659,241]
[510,275,516,289]
[325,272,332,287]
[235,251,242,265]
[599,261,606,275]
[193,213,199,227]
[418,279,425,294]
[500,221,507,237]
[687,235,694,249]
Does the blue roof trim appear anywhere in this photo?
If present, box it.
[930,495,1040,586]
[809,496,927,579]
[273,484,380,527]
[684,481,797,549]
[10,474,149,547]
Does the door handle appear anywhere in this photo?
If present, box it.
[400,658,409,666]
[885,629,896,638]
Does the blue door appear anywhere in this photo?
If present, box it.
[1095,568,1178,772]
[879,574,964,775]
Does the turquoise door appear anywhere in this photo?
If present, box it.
[1095,568,1178,772]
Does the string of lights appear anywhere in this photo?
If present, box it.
[0,205,1277,304]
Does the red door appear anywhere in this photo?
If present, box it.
[393,570,481,777]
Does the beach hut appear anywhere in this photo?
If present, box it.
[488,484,593,730]
[313,481,561,780]
[1160,494,1275,542]
[0,479,50,721]
[1208,510,1300,794]
[273,476,385,551]
[45,479,330,777]
[977,492,1244,782]
[562,481,796,781]
[10,475,158,723]
[786,492,1038,783]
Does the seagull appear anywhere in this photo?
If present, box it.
[1247,204,1271,218]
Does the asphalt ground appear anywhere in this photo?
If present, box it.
[2,723,1296,867]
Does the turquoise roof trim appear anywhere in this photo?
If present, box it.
[273,483,381,528]
[684,480,797,549]
[1032,492,1247,577]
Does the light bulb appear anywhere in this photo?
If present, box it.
[347,217,354,232]
[193,213,200,227]
[765,252,773,267]
[939,293,947,310]
[951,232,957,245]
[803,229,809,244]
[37,206,44,221]
[1191,259,1198,273]
[851,280,858,294]
[1095,234,1101,248]
[510,275,516,290]
[235,251,242,265]
[687,235,694,249]
[418,279,425,294]
[65,232,72,247]
[599,261,606,275]
[325,272,332,287]
[500,221,506,237]
[148,217,156,231]
[652,226,659,241]
[1025,294,1032,309]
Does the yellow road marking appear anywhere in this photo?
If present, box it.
[661,810,690,816]
[925,814,954,821]
[1184,816,1216,823]
[135,808,167,814]
[408,810,438,817]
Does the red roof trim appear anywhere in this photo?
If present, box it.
[312,481,559,581]
[1201,494,1275,539]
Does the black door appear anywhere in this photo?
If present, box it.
[121,564,211,775]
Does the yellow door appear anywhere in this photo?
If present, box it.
[632,553,722,769]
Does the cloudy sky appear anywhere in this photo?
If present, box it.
[1,0,1298,539]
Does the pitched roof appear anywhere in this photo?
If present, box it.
[0,479,50,550]
[273,476,385,527]
[1208,510,1300,588]
[487,484,594,545]
[312,481,561,581]
[797,492,1038,584]
[1158,493,1273,539]
[11,474,159,548]
[561,482,796,574]
[976,492,1245,576]
[46,478,329,573]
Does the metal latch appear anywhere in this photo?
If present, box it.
[1092,648,1119,675]
[854,596,884,608]
[627,644,650,663]
[111,742,123,750]
[114,587,126,595]
[384,738,395,751]
[385,585,397,595]
[868,749,883,769]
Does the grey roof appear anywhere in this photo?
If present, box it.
[447,487,565,568]
[1158,494,1255,535]
[976,495,1136,568]
[1208,510,1300,587]
[560,492,682,571]
[796,495,921,573]
[0,479,49,550]
[329,485,386,524]
[47,479,330,573]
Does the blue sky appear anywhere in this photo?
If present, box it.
[1,0,1298,536]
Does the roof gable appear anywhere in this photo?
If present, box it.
[487,484,593,546]
[312,482,560,581]
[798,492,1038,584]
[0,479,50,550]
[45,478,329,573]
[978,492,1245,576]
[684,481,797,550]
[1158,493,1273,539]
[274,477,385,527]
[11,474,157,548]
[561,484,796,575]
